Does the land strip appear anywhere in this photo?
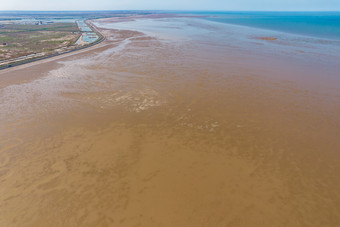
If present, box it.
[0,20,105,70]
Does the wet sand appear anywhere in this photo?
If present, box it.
[1,15,340,226]
[254,36,278,41]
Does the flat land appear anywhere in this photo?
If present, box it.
[0,23,79,61]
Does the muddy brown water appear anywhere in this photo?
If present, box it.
[1,16,340,226]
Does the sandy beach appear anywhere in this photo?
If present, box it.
[1,14,340,226]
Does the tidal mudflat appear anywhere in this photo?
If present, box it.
[1,14,340,226]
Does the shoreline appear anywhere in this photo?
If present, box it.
[0,20,106,71]
[1,15,340,226]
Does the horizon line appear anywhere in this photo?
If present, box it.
[1,10,340,12]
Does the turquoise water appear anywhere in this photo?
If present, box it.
[77,20,92,32]
[190,12,340,40]
[83,33,98,43]
[75,20,98,44]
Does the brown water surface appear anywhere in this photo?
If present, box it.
[1,15,340,226]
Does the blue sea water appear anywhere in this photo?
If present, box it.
[188,11,340,40]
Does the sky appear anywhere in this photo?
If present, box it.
[0,0,340,11]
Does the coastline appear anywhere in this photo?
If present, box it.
[1,14,340,226]
[0,20,106,71]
